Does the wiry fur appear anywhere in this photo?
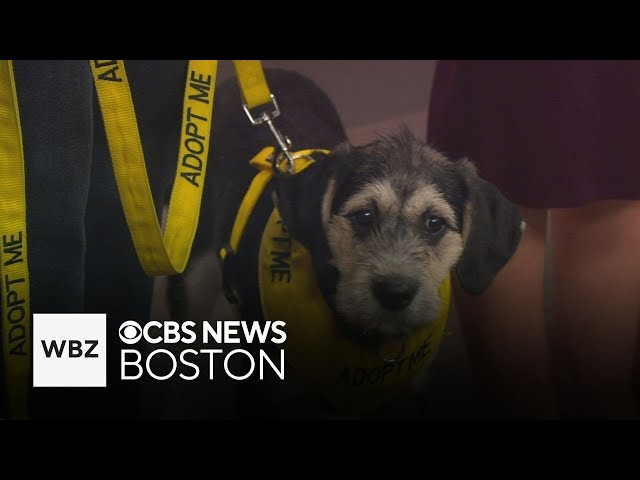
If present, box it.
[172,69,523,417]
[278,127,481,340]
[326,173,464,336]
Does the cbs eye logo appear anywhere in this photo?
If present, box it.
[119,320,142,345]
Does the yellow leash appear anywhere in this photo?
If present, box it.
[0,59,275,418]
[91,60,275,276]
[232,61,273,110]
[91,60,218,276]
[0,60,31,420]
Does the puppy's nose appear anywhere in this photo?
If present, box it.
[372,276,418,311]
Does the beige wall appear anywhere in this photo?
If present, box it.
[220,60,437,145]
[264,60,436,144]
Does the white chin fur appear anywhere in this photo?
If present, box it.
[336,288,442,336]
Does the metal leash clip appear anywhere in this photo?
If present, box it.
[243,94,296,175]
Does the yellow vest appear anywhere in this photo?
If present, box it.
[224,147,451,415]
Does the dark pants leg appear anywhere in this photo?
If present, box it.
[10,60,94,418]
[83,60,187,418]
[2,60,206,418]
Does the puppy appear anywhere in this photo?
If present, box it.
[169,68,523,418]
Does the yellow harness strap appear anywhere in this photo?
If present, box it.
[225,147,451,415]
[0,60,31,420]
[219,146,325,263]
[219,147,326,318]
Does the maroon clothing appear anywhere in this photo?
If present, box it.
[427,60,640,208]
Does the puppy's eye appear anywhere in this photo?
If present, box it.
[425,215,446,234]
[352,209,375,226]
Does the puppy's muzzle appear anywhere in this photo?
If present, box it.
[372,275,418,311]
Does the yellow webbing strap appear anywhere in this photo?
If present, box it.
[219,146,329,320]
[92,60,277,276]
[0,60,31,420]
[0,60,276,418]
[219,146,330,262]
[232,61,273,111]
[91,60,218,276]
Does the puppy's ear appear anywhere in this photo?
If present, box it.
[273,157,337,250]
[455,159,524,295]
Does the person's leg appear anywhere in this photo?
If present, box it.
[17,60,93,314]
[11,61,94,418]
[454,205,556,417]
[84,61,187,418]
[550,200,640,418]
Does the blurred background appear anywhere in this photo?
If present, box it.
[219,60,436,144]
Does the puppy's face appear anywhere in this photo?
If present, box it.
[323,142,466,337]
[276,129,522,338]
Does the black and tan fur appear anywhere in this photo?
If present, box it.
[168,68,524,417]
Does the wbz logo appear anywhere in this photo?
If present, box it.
[33,313,107,387]
[41,339,99,358]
